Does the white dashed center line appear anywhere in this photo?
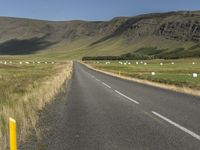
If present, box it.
[95,79,100,81]
[152,111,200,141]
[102,82,111,88]
[114,90,139,104]
[87,70,200,142]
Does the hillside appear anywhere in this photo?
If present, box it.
[0,11,200,59]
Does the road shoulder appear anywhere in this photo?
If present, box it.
[81,62,200,97]
[19,78,72,150]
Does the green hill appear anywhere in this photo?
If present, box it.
[0,11,200,59]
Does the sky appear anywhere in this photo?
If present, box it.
[0,0,200,21]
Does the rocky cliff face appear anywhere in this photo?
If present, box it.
[158,19,200,42]
[111,11,200,42]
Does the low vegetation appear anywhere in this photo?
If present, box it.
[82,45,200,61]
[82,53,153,61]
[85,59,200,90]
[0,60,72,149]
[134,46,200,59]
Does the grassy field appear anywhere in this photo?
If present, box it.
[85,59,200,90]
[0,58,72,149]
[43,36,196,60]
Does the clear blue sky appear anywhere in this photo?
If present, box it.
[0,0,200,21]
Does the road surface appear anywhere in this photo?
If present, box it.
[47,62,200,150]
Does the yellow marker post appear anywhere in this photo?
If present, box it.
[119,71,121,76]
[9,118,17,150]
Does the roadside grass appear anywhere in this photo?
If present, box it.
[0,59,72,150]
[85,59,200,90]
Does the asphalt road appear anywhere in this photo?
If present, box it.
[47,62,200,150]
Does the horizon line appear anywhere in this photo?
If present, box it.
[0,10,199,22]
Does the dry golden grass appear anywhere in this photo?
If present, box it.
[0,61,72,150]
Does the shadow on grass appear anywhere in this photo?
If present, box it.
[0,36,57,55]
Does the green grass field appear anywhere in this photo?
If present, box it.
[86,59,200,90]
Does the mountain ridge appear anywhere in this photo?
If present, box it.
[0,10,200,58]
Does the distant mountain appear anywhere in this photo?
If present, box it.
[0,11,200,58]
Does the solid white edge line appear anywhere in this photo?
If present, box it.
[114,90,139,104]
[102,82,111,88]
[152,111,200,141]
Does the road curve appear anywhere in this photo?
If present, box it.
[47,62,200,150]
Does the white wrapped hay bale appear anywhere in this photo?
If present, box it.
[192,73,198,78]
[151,72,155,76]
